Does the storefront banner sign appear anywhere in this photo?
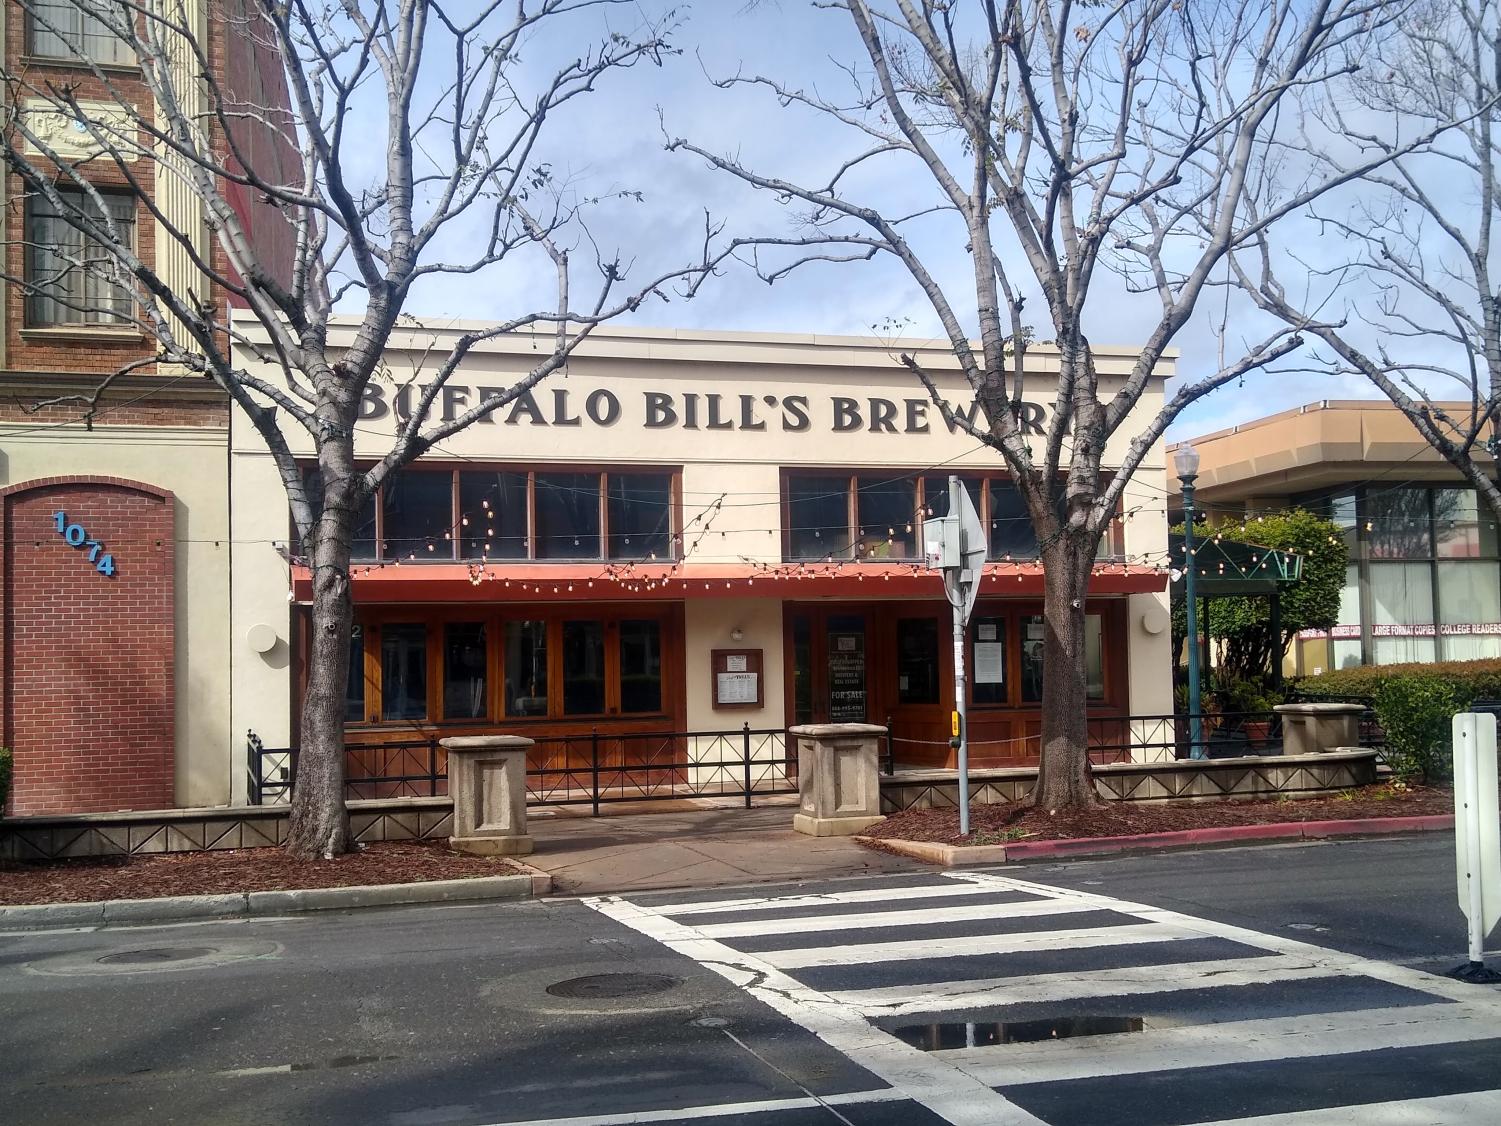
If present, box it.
[1301,624,1501,640]
[358,382,1054,438]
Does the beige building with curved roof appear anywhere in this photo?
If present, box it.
[1169,400,1498,676]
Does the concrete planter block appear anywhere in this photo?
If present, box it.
[441,735,534,856]
[788,723,887,836]
[1274,703,1365,756]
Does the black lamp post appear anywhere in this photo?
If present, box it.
[1175,442,1205,759]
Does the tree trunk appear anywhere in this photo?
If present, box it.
[1031,535,1098,811]
[286,517,355,859]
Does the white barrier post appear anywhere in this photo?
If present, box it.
[1451,711,1501,983]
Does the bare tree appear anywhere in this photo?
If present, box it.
[1237,0,1501,522]
[1,0,721,858]
[669,0,1426,809]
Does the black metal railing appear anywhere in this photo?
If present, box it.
[247,725,795,810]
[1085,711,1284,762]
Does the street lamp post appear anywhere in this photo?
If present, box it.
[1175,442,1205,759]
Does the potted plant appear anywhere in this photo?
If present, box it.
[1213,677,1278,753]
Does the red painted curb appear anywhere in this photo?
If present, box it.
[996,814,1453,861]
[1298,814,1455,837]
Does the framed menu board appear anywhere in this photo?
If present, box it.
[712,648,764,708]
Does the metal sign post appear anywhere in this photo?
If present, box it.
[1451,711,1501,983]
[924,476,986,836]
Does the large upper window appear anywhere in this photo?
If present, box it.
[609,475,674,561]
[459,472,528,559]
[28,1,134,65]
[300,465,378,561]
[1296,484,1501,667]
[384,471,454,560]
[25,189,136,326]
[535,473,602,559]
[301,466,677,563]
[786,473,921,561]
[1367,488,1433,559]
[787,472,1121,562]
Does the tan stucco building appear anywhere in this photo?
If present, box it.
[227,322,1175,802]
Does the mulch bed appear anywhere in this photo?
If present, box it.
[861,783,1456,847]
[0,839,521,905]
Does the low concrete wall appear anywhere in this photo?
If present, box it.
[0,797,454,862]
[880,749,1380,812]
[3,749,1382,859]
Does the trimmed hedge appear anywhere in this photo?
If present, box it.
[1296,659,1501,781]
[1299,658,1501,701]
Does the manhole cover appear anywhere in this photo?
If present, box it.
[98,946,218,965]
[545,973,681,999]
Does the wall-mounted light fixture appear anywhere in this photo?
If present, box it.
[730,627,745,642]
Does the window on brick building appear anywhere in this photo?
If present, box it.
[27,1,134,65]
[25,188,137,326]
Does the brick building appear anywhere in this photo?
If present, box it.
[0,0,294,814]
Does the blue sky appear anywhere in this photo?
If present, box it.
[382,1,1444,443]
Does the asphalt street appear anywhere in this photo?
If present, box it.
[3,834,1498,1125]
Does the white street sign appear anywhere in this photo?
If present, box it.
[924,478,988,836]
[1452,712,1501,962]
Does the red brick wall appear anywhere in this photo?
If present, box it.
[1,477,176,815]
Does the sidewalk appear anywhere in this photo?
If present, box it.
[524,802,923,895]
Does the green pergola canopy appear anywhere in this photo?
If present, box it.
[1168,532,1303,596]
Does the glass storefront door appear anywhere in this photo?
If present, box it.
[788,608,869,724]
[826,615,868,722]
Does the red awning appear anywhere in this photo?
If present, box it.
[290,561,1166,603]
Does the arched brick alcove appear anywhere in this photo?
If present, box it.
[1,477,176,815]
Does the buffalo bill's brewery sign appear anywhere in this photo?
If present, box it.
[359,383,1056,437]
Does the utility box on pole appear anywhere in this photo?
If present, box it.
[922,476,986,835]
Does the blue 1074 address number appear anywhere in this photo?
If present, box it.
[53,511,117,577]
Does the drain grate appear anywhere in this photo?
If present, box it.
[545,972,682,999]
[98,946,219,965]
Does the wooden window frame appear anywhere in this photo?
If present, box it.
[783,469,1124,564]
[298,462,681,564]
[338,603,682,729]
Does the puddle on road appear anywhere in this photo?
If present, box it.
[890,1015,1145,1051]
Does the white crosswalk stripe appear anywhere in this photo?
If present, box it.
[826,953,1356,1013]
[762,920,1200,969]
[653,879,1009,917]
[934,1002,1490,1085]
[690,895,1098,938]
[587,870,1501,1126]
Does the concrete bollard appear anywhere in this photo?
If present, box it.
[1273,703,1365,756]
[441,735,534,856]
[789,723,887,837]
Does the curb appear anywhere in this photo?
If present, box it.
[0,872,544,931]
[861,813,1455,867]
